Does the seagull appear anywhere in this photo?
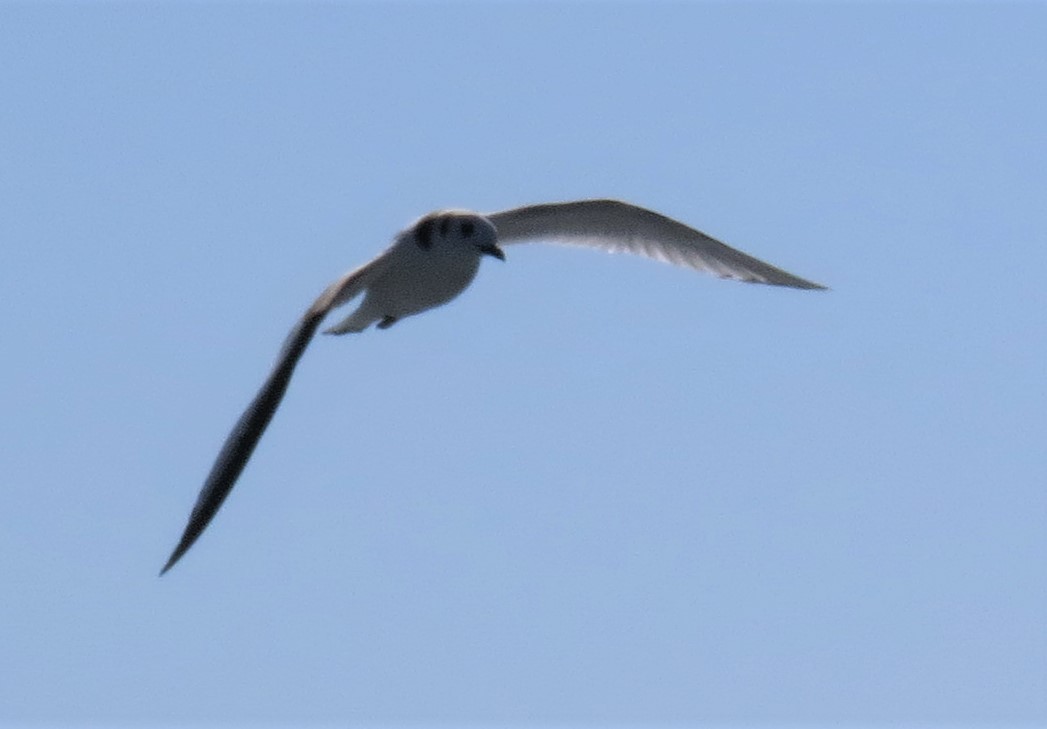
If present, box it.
[160,199,826,574]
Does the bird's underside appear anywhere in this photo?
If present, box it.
[160,198,826,574]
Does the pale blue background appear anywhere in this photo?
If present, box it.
[1,3,1044,726]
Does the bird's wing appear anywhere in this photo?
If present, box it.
[486,199,826,290]
[160,256,389,575]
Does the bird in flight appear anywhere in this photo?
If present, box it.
[160,199,826,574]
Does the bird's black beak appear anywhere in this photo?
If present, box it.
[479,243,506,261]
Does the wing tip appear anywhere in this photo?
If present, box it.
[725,273,829,290]
[159,554,178,577]
[793,280,830,291]
[159,537,191,576]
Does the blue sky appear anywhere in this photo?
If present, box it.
[1,2,1044,725]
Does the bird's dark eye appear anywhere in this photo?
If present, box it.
[461,220,474,238]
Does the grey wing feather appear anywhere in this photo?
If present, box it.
[487,199,826,290]
[159,259,383,575]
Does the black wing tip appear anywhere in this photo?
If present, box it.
[794,280,830,291]
[159,555,177,577]
[159,536,193,576]
[760,273,830,290]
[727,273,829,290]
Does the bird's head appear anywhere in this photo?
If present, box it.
[412,211,505,261]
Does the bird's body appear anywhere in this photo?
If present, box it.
[161,199,826,574]
[325,211,500,334]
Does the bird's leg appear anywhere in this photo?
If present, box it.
[377,315,399,329]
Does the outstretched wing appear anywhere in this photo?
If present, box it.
[160,259,385,575]
[486,199,826,290]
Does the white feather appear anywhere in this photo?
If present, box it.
[487,199,826,289]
